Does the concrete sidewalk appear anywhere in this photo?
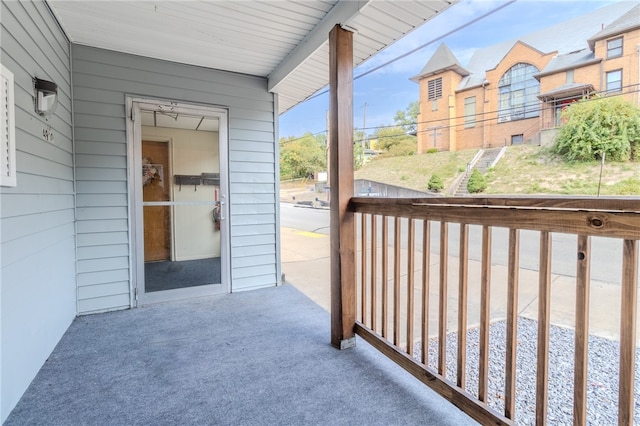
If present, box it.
[281,226,640,343]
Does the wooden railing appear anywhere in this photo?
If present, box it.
[350,197,639,425]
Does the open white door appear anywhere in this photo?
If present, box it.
[128,98,230,305]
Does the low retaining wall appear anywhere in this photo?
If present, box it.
[354,179,433,198]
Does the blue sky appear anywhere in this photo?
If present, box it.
[278,0,622,139]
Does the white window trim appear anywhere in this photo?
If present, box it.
[606,69,622,92]
[464,96,476,128]
[606,37,623,59]
[1,64,17,187]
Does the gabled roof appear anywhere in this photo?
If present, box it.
[535,49,601,79]
[46,0,458,114]
[428,1,637,92]
[587,4,640,50]
[410,43,469,82]
[457,40,548,91]
[456,40,545,91]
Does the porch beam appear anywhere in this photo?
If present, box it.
[268,1,369,93]
[329,24,356,350]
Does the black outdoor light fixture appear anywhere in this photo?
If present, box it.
[33,77,58,116]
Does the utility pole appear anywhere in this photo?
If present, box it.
[362,102,367,149]
[326,109,330,186]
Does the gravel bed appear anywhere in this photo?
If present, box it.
[412,317,640,425]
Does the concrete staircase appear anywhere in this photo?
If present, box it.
[454,174,472,197]
[453,147,504,196]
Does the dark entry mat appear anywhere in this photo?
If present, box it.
[145,257,221,292]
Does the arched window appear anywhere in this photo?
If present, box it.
[498,63,540,122]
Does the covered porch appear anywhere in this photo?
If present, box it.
[2,1,639,425]
[1,1,461,421]
[4,284,474,425]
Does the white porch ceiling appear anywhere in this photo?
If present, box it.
[47,0,456,114]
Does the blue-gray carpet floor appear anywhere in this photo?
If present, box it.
[5,285,476,425]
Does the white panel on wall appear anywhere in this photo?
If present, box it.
[0,64,16,187]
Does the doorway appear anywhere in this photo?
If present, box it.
[129,99,230,305]
[511,134,524,145]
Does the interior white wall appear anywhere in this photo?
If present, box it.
[142,126,220,260]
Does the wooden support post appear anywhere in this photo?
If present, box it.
[329,25,356,350]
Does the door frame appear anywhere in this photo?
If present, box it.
[126,97,231,306]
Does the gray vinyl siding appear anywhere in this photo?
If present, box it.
[72,45,278,312]
[0,1,75,422]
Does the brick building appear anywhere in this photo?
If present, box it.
[412,2,640,153]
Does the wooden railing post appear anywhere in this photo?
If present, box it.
[421,220,431,366]
[382,216,389,339]
[573,235,590,425]
[618,239,638,425]
[536,231,552,425]
[329,24,356,350]
[438,222,448,376]
[457,224,469,389]
[349,197,640,426]
[370,215,378,331]
[505,228,520,420]
[478,225,492,402]
[407,219,415,356]
[361,214,367,324]
[394,217,401,346]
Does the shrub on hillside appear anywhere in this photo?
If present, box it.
[426,148,439,154]
[373,125,416,158]
[384,139,416,157]
[467,169,487,193]
[428,174,444,192]
[553,96,640,162]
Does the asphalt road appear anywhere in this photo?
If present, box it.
[281,202,330,234]
[280,202,625,284]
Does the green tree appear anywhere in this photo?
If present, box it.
[394,100,419,134]
[372,125,416,157]
[279,133,326,180]
[553,96,640,162]
[353,142,365,170]
[467,169,487,193]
